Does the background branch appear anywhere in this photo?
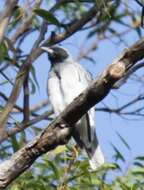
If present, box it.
[0,0,18,43]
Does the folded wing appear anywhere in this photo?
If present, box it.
[48,59,104,170]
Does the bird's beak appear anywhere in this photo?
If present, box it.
[41,46,54,54]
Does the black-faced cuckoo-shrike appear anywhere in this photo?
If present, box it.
[41,46,105,170]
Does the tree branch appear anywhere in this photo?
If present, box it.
[11,0,42,44]
[113,61,144,88]
[0,110,53,144]
[0,0,18,43]
[96,94,144,115]
[0,92,48,116]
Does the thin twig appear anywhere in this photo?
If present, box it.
[0,110,53,143]
[23,72,30,123]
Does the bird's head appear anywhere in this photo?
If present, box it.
[41,46,70,64]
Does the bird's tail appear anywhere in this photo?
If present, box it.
[74,110,105,170]
[86,138,105,171]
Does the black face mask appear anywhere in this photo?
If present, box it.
[48,47,69,63]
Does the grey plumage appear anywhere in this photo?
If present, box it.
[41,46,105,170]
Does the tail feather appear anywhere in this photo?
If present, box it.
[88,145,105,170]
[74,110,104,170]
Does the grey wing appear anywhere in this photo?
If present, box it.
[75,62,93,84]
[73,62,105,170]
[74,62,96,147]
[48,62,104,170]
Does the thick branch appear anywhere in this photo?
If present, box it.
[113,61,144,88]
[0,38,144,188]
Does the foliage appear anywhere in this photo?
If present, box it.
[6,144,144,190]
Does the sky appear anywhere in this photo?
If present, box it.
[1,0,144,172]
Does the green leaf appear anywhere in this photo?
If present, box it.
[67,172,85,182]
[133,161,144,167]
[111,143,125,162]
[30,65,39,91]
[47,160,60,179]
[11,135,20,152]
[29,78,36,94]
[116,132,131,151]
[135,156,144,161]
[0,41,8,62]
[34,8,60,26]
[118,180,130,190]
[19,130,26,146]
[53,145,67,155]
[8,6,22,33]
[132,168,144,176]
[100,163,118,171]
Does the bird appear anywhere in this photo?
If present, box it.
[41,45,105,170]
